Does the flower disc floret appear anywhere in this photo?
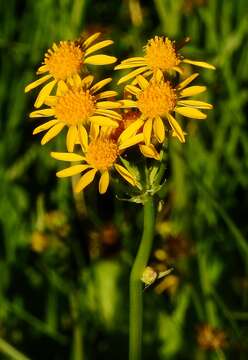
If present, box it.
[54,89,96,126]
[137,81,176,118]
[45,42,83,80]
[86,138,119,171]
[145,36,180,71]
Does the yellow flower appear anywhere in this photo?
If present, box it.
[25,33,117,107]
[31,231,48,253]
[115,36,215,84]
[120,70,213,144]
[111,109,160,160]
[29,75,122,152]
[50,129,142,194]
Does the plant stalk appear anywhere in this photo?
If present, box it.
[0,338,31,360]
[129,195,156,360]
[70,291,84,360]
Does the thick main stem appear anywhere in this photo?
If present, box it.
[70,291,84,360]
[129,195,156,360]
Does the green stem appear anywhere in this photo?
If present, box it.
[0,338,31,360]
[129,195,156,360]
[70,291,84,360]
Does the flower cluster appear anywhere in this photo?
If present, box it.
[25,34,214,194]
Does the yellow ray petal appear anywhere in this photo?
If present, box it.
[75,168,97,193]
[117,66,149,85]
[175,107,207,119]
[118,118,143,143]
[153,69,164,82]
[139,144,160,160]
[56,165,90,178]
[51,152,85,161]
[81,74,94,87]
[84,54,117,65]
[83,32,101,48]
[166,114,185,143]
[24,75,52,93]
[119,99,137,108]
[183,59,216,70]
[100,126,112,137]
[172,66,184,74]
[96,90,118,99]
[114,63,146,70]
[44,96,57,106]
[91,78,112,93]
[66,126,78,152]
[137,69,153,79]
[143,118,153,145]
[180,86,206,98]
[89,115,118,128]
[33,120,59,134]
[30,109,55,118]
[99,171,110,194]
[136,75,149,90]
[177,73,199,90]
[172,129,187,140]
[56,80,68,95]
[34,80,57,108]
[114,164,137,187]
[85,40,114,56]
[66,77,74,87]
[119,133,144,150]
[177,100,213,109]
[36,65,48,74]
[41,122,65,145]
[96,101,121,109]
[71,73,82,88]
[121,57,146,64]
[78,125,88,151]
[125,85,141,96]
[90,123,99,140]
[95,109,122,120]
[153,116,165,143]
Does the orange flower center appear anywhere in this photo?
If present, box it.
[86,137,119,171]
[145,36,180,71]
[54,88,96,126]
[137,81,176,118]
[45,42,83,80]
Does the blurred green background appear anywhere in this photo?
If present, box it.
[1,0,248,359]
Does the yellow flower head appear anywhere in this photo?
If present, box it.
[44,41,83,81]
[120,70,213,144]
[29,75,122,152]
[50,128,142,194]
[25,33,117,108]
[115,36,215,84]
[145,37,180,72]
[137,79,177,118]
